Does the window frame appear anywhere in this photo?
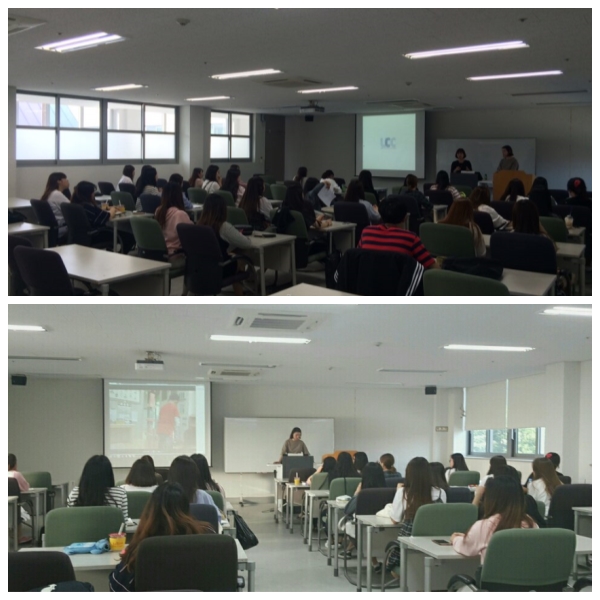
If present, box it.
[16,90,179,167]
[209,110,253,162]
[467,427,545,459]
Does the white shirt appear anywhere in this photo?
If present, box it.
[119,484,157,493]
[118,176,133,186]
[391,486,446,523]
[321,178,342,195]
[527,479,551,516]
[258,197,274,219]
[445,468,456,482]
[46,189,69,227]
[202,180,221,194]
[477,204,508,230]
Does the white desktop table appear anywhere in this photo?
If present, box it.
[272,283,357,296]
[9,197,34,211]
[303,490,329,550]
[8,496,19,551]
[8,222,49,248]
[573,506,592,536]
[20,487,47,544]
[501,268,556,296]
[46,245,170,296]
[317,221,356,253]
[567,227,586,245]
[248,232,297,296]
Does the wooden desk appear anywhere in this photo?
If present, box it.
[46,245,170,296]
[8,222,49,248]
[8,496,19,551]
[272,283,357,296]
[248,233,297,296]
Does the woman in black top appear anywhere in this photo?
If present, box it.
[358,170,378,204]
[282,183,330,231]
[451,148,473,173]
[566,177,591,209]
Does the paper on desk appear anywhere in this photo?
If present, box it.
[318,186,336,206]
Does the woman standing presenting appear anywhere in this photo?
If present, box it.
[276,427,309,463]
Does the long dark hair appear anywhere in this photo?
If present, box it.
[70,181,96,206]
[358,170,376,195]
[502,178,526,202]
[141,455,155,468]
[188,168,204,187]
[168,456,200,504]
[354,452,369,473]
[283,184,305,212]
[449,453,469,472]
[440,199,483,247]
[74,455,116,507]
[198,194,227,237]
[289,427,301,439]
[239,176,265,218]
[469,186,491,208]
[321,457,336,473]
[330,451,359,483]
[135,166,158,198]
[429,462,450,492]
[345,180,365,203]
[122,165,135,179]
[481,476,534,532]
[403,457,434,521]
[435,170,451,191]
[125,459,157,487]
[294,167,308,182]
[532,457,563,497]
[222,168,241,200]
[205,165,220,183]
[360,462,386,490]
[123,483,213,572]
[41,172,67,202]
[512,200,542,235]
[8,453,17,470]
[190,453,220,492]
[156,182,185,228]
[487,455,508,477]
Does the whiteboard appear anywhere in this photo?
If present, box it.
[436,139,536,180]
[224,418,335,473]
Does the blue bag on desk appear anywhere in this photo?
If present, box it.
[63,539,110,555]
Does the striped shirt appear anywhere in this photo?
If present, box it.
[67,486,128,521]
[359,225,436,269]
[430,184,462,202]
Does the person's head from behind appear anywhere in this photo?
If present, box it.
[494,465,521,485]
[190,453,217,490]
[404,457,433,520]
[70,181,96,206]
[321,456,336,473]
[296,166,308,180]
[469,185,491,208]
[487,455,508,477]
[440,198,475,227]
[379,453,396,473]
[141,455,155,469]
[168,456,200,503]
[8,453,17,471]
[429,462,449,490]
[512,200,541,235]
[482,475,533,531]
[223,167,241,190]
[435,170,450,190]
[126,459,157,487]
[502,145,514,158]
[198,194,228,235]
[358,170,374,191]
[284,184,305,211]
[503,178,526,202]
[321,170,335,180]
[123,165,135,180]
[455,148,467,161]
[345,180,364,203]
[354,452,369,473]
[289,427,302,441]
[405,174,419,191]
[532,457,563,496]
[335,452,356,476]
[158,182,184,213]
[168,173,184,187]
[77,455,115,506]
[544,452,561,469]
[450,453,468,471]
[303,177,320,196]
[379,196,408,226]
[531,176,549,191]
[360,462,385,490]
[42,172,69,200]
[205,164,220,183]
[240,176,265,213]
[140,165,158,187]
[567,177,587,199]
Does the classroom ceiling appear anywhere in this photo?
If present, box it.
[8,304,592,390]
[8,8,592,114]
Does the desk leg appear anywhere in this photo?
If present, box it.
[424,556,433,592]
[329,232,333,255]
[163,269,170,296]
[290,240,297,286]
[113,224,118,253]
[286,486,290,529]
[308,496,314,551]
[303,494,308,543]
[247,561,256,592]
[400,544,409,592]
[274,480,279,523]
[356,521,362,590]
[580,257,586,296]
[43,231,48,248]
[100,283,110,296]
[326,504,332,566]
[351,228,355,249]
[289,488,294,534]
[334,507,340,577]
[259,248,266,296]
[366,525,373,592]
[9,502,18,551]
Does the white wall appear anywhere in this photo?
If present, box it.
[8,86,17,197]
[578,361,592,483]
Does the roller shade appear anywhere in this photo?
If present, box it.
[465,380,507,431]
[506,373,546,429]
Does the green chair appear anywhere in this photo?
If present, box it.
[310,472,330,491]
[281,210,328,269]
[264,176,277,185]
[22,471,55,509]
[263,183,273,200]
[115,480,126,486]
[420,223,476,258]
[110,191,136,211]
[130,218,186,293]
[424,269,509,296]
[391,186,406,196]
[329,477,361,499]
[448,471,480,486]
[214,190,235,207]
[448,529,576,591]
[188,188,208,206]
[364,192,377,206]
[206,490,225,512]
[45,506,124,546]
[270,184,287,201]
[412,503,478,536]
[540,216,568,243]
[226,207,249,226]
[536,500,547,519]
[127,491,152,520]
[454,185,472,197]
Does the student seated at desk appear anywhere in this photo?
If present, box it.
[524,452,565,486]
[358,170,379,205]
[430,170,462,202]
[566,177,592,210]
[40,172,69,237]
[140,455,163,485]
[201,165,222,195]
[8,453,29,492]
[380,453,402,480]
[239,177,273,231]
[191,453,227,502]
[445,452,470,482]
[282,184,332,231]
[109,483,215,592]
[511,201,557,250]
[353,451,369,475]
[118,165,135,187]
[68,455,128,521]
[344,180,381,223]
[526,457,563,517]
[439,199,486,257]
[403,174,433,219]
[470,186,508,230]
[479,455,507,486]
[307,456,336,486]
[155,182,193,257]
[500,178,528,203]
[120,459,158,493]
[168,174,195,210]
[188,167,204,189]
[429,462,449,493]
[222,167,245,205]
[134,165,161,211]
[330,451,360,483]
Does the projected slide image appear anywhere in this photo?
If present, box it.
[363,114,416,171]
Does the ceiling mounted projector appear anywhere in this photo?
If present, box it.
[135,351,164,371]
[299,101,325,114]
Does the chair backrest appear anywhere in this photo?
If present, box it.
[453,184,472,197]
[135,535,238,592]
[188,187,208,205]
[8,235,33,296]
[60,202,93,246]
[384,476,404,488]
[480,528,576,591]
[14,246,75,296]
[536,500,546,519]
[263,182,273,200]
[355,488,396,515]
[310,472,330,491]
[445,487,473,504]
[205,490,224,511]
[427,189,453,208]
[214,190,235,207]
[412,502,478,536]
[490,232,557,274]
[189,503,219,532]
[126,491,151,520]
[547,484,592,530]
[397,194,422,231]
[226,206,249,226]
[419,223,476,258]
[8,477,21,499]
[270,183,287,201]
[490,201,515,221]
[130,217,168,262]
[9,551,75,592]
[118,183,136,197]
[473,210,495,234]
[334,201,370,244]
[363,192,377,206]
[448,471,480,486]
[548,189,570,204]
[30,199,60,247]
[45,506,124,546]
[98,181,115,195]
[176,224,223,296]
[539,216,568,242]
[329,477,362,499]
[557,475,572,485]
[22,471,52,490]
[424,269,509,296]
[139,194,162,215]
[110,191,136,211]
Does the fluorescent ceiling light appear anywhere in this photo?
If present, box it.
[444,344,534,352]
[210,335,310,345]
[211,69,282,80]
[405,40,529,60]
[199,362,276,368]
[187,96,231,102]
[468,70,563,82]
[298,86,358,94]
[93,84,145,92]
[8,325,46,332]
[37,32,125,53]
[543,307,592,317]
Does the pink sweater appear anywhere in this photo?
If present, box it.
[156,207,192,255]
[452,514,538,563]
[8,470,30,492]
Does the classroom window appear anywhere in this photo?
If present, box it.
[16,93,56,160]
[210,111,252,161]
[468,427,545,458]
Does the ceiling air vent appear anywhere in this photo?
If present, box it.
[377,369,446,374]
[263,77,326,89]
[511,89,588,97]
[366,99,432,110]
[208,369,260,378]
[232,310,326,332]
[8,15,46,36]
